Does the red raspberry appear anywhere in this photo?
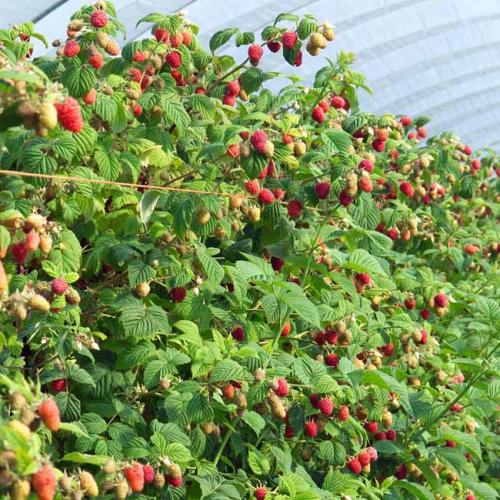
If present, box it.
[419,329,428,345]
[315,181,331,200]
[226,80,240,97]
[358,451,371,467]
[223,94,236,106]
[248,44,263,66]
[273,378,289,397]
[318,397,334,416]
[170,33,183,48]
[356,273,371,285]
[51,278,68,295]
[358,176,373,193]
[374,431,387,441]
[395,464,407,479]
[284,424,294,438]
[325,353,339,368]
[338,405,349,421]
[331,96,346,109]
[88,51,104,69]
[195,87,206,94]
[231,326,245,341]
[400,181,414,197]
[267,160,276,177]
[446,440,456,447]
[386,429,397,441]
[339,189,354,206]
[12,242,28,264]
[251,131,268,153]
[168,476,183,487]
[90,10,108,28]
[294,50,303,66]
[83,88,97,105]
[400,116,412,127]
[51,379,66,392]
[38,398,61,432]
[133,50,145,62]
[420,309,431,320]
[359,159,374,172]
[287,200,302,218]
[182,31,193,46]
[143,464,155,484]
[258,165,269,179]
[170,287,186,302]
[271,256,284,271]
[367,446,378,462]
[133,104,143,117]
[463,144,472,155]
[227,144,240,158]
[240,131,250,141]
[281,322,291,337]
[325,329,338,345]
[32,465,57,500]
[282,31,298,50]
[312,106,326,123]
[364,421,378,433]
[471,159,481,172]
[258,188,275,205]
[64,39,80,57]
[347,458,362,474]
[381,343,394,357]
[55,97,84,133]
[304,420,318,438]
[25,231,40,251]
[255,486,267,499]
[417,127,427,138]
[404,298,416,310]
[434,293,448,308]
[267,40,281,52]
[245,180,260,195]
[222,384,235,399]
[309,394,320,408]
[166,51,181,68]
[155,28,170,43]
[282,133,293,144]
[315,331,326,345]
[318,100,329,112]
[372,139,386,152]
[386,228,399,241]
[466,495,476,500]
[129,68,142,82]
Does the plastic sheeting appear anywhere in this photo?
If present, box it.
[4,0,500,150]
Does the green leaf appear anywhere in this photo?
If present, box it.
[61,64,95,97]
[198,247,224,287]
[61,452,109,465]
[95,150,121,181]
[235,31,255,46]
[297,18,317,40]
[248,450,270,475]
[128,260,156,287]
[344,249,387,276]
[209,28,235,52]
[209,359,244,383]
[162,96,190,134]
[164,442,192,465]
[321,130,352,155]
[242,411,266,436]
[282,293,320,328]
[240,68,264,94]
[392,480,434,500]
[186,394,214,424]
[319,441,346,465]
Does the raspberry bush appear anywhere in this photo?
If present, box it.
[0,3,498,499]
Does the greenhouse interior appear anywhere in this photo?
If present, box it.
[0,1,498,499]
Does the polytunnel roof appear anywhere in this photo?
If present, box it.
[3,0,500,151]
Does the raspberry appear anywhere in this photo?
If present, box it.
[386,228,399,241]
[251,131,268,154]
[338,405,349,421]
[331,95,346,109]
[38,398,61,432]
[90,10,108,28]
[245,179,260,194]
[420,309,431,320]
[359,159,374,172]
[258,188,275,205]
[434,293,448,308]
[88,51,104,68]
[231,326,245,341]
[55,97,84,133]
[51,379,66,392]
[446,440,456,448]
[227,144,240,158]
[267,40,281,52]
[419,329,428,345]
[358,176,373,192]
[284,424,294,438]
[25,231,40,251]
[325,353,339,368]
[271,256,284,271]
[143,464,155,484]
[312,106,326,123]
[182,31,193,46]
[155,28,170,42]
[63,39,80,57]
[168,476,183,487]
[248,44,263,66]
[309,393,320,408]
[356,273,371,285]
[318,100,330,112]
[240,131,250,141]
[386,429,397,441]
[400,116,412,127]
[318,397,333,416]
[404,298,416,310]
[339,189,354,206]
[367,446,378,462]
[272,378,289,397]
[463,144,472,155]
[281,322,291,337]
[287,200,302,218]
[282,31,298,50]
[304,420,318,438]
[222,384,235,399]
[372,138,386,152]
[171,287,186,302]
[170,33,183,48]
[400,181,414,197]
[133,104,143,117]
[255,486,267,499]
[315,181,331,200]
[124,462,145,492]
[83,88,97,105]
[51,278,68,295]
[258,165,268,179]
[347,458,362,474]
[470,159,481,172]
[466,495,476,500]
[417,127,427,138]
[325,329,338,345]
[195,87,206,94]
[166,51,181,68]
[374,431,387,441]
[32,465,57,500]
[223,94,236,106]
[395,464,407,479]
[129,67,142,82]
[226,80,240,96]
[133,50,145,62]
[381,343,394,357]
[358,451,371,467]
[364,421,378,433]
[282,133,293,144]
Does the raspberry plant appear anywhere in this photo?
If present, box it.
[0,2,498,499]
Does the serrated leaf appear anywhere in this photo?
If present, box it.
[209,359,244,383]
